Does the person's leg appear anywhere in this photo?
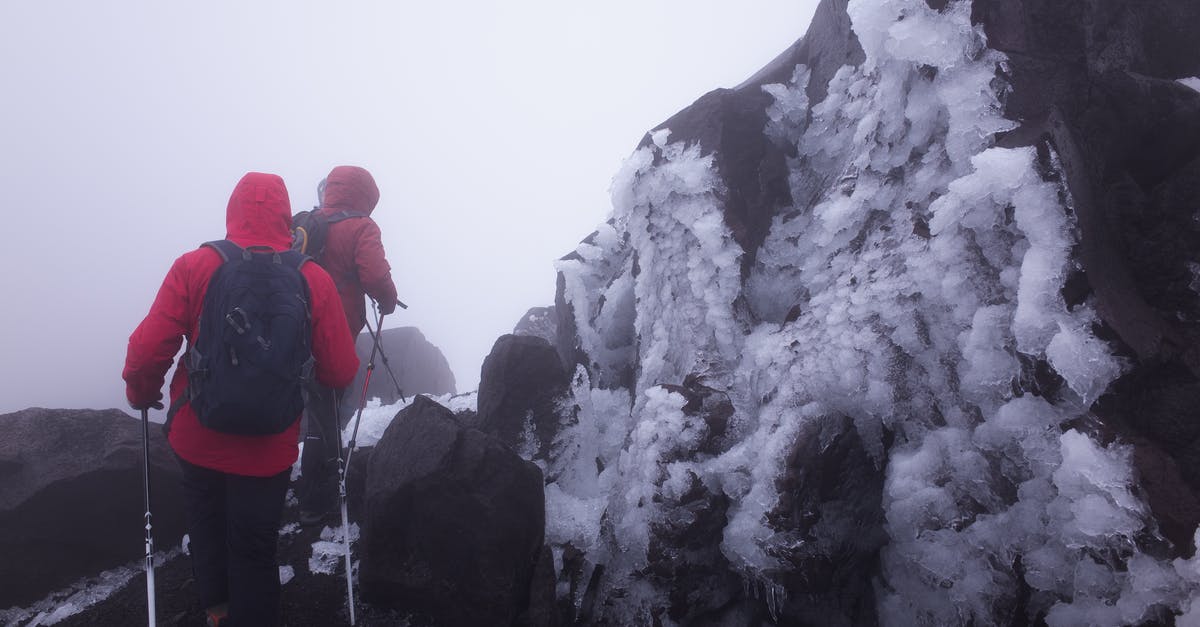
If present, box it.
[298,381,340,519]
[225,468,290,627]
[176,457,229,614]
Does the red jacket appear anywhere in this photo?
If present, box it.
[123,172,360,477]
[318,165,399,337]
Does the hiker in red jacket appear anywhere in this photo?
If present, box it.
[297,165,401,524]
[123,172,359,627]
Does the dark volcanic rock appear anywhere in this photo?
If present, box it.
[344,327,455,412]
[517,545,559,627]
[0,408,187,609]
[514,306,559,346]
[359,395,545,627]
[477,334,571,460]
[767,413,886,627]
[978,0,1200,548]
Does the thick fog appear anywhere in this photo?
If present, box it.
[0,1,818,414]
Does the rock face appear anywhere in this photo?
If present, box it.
[359,395,546,627]
[477,334,571,461]
[0,408,186,609]
[540,0,1200,625]
[974,0,1200,553]
[343,327,455,411]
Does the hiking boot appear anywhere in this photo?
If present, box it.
[298,509,330,527]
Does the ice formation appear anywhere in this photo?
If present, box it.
[0,548,184,627]
[544,0,1196,624]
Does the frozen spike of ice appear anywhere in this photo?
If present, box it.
[1045,321,1125,404]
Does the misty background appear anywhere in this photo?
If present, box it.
[0,1,817,415]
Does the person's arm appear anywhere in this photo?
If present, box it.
[353,219,399,314]
[122,254,192,409]
[305,264,360,388]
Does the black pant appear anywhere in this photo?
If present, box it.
[178,457,290,627]
[297,381,342,514]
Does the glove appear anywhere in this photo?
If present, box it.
[130,399,164,411]
[377,298,396,315]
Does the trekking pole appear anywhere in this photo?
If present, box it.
[363,313,406,403]
[332,397,357,626]
[140,408,157,627]
[337,310,387,626]
[345,310,385,473]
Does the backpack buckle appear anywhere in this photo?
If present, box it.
[225,307,249,334]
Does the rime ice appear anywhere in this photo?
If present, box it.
[540,0,1193,624]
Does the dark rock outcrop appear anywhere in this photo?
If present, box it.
[477,335,571,460]
[342,327,455,412]
[977,0,1200,549]
[514,306,558,346]
[359,395,545,627]
[0,408,187,609]
[767,413,887,626]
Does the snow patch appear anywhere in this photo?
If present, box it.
[309,523,360,576]
[279,565,295,586]
[0,548,184,626]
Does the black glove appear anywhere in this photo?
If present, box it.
[130,399,164,411]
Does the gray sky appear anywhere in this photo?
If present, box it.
[0,1,818,414]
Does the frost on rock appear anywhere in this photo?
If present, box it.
[539,0,1193,624]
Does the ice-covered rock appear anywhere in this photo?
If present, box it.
[536,0,1200,624]
[477,334,572,462]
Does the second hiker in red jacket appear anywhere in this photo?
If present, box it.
[297,165,401,524]
[123,172,359,627]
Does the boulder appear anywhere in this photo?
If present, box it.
[343,326,456,412]
[513,306,558,346]
[477,335,571,460]
[359,395,545,627]
[0,408,187,609]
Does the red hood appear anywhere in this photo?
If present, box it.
[320,165,379,217]
[224,172,292,250]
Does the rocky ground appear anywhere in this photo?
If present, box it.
[55,503,432,627]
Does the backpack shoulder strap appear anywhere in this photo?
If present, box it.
[278,249,312,271]
[202,239,243,262]
[325,210,368,224]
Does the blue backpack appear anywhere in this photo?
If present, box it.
[178,240,316,435]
